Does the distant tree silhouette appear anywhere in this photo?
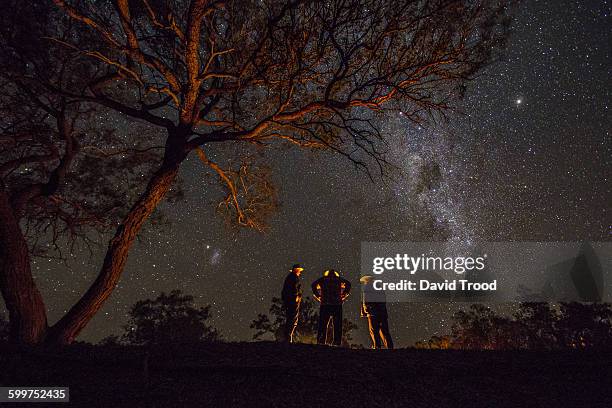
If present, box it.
[418,302,612,350]
[1,0,514,345]
[556,302,612,349]
[251,296,357,347]
[449,304,526,350]
[103,290,220,346]
[512,302,558,349]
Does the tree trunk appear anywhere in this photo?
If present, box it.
[46,153,182,345]
[0,187,48,345]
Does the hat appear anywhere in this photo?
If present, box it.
[291,263,304,271]
[360,275,374,284]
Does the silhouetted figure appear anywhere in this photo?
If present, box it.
[311,269,351,346]
[281,264,304,343]
[360,275,393,349]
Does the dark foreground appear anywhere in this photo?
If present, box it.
[1,342,611,407]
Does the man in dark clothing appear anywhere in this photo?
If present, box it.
[281,263,304,343]
[360,275,393,349]
[311,269,351,346]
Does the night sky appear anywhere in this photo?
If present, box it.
[17,0,611,346]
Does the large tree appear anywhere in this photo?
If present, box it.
[0,1,171,344]
[2,0,512,345]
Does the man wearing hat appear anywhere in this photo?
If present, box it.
[360,275,394,349]
[281,263,304,343]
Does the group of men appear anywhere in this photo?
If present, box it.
[281,263,393,349]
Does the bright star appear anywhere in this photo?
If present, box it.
[516,98,523,105]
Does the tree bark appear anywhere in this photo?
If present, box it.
[46,145,184,345]
[0,186,48,345]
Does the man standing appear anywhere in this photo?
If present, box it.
[360,275,393,349]
[311,269,351,346]
[281,263,304,343]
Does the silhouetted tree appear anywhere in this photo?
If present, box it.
[2,0,513,345]
[450,304,500,349]
[556,302,612,349]
[251,296,357,347]
[513,302,558,349]
[419,302,612,350]
[105,290,220,346]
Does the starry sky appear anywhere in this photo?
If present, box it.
[16,0,612,347]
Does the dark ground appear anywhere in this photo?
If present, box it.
[1,342,611,407]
